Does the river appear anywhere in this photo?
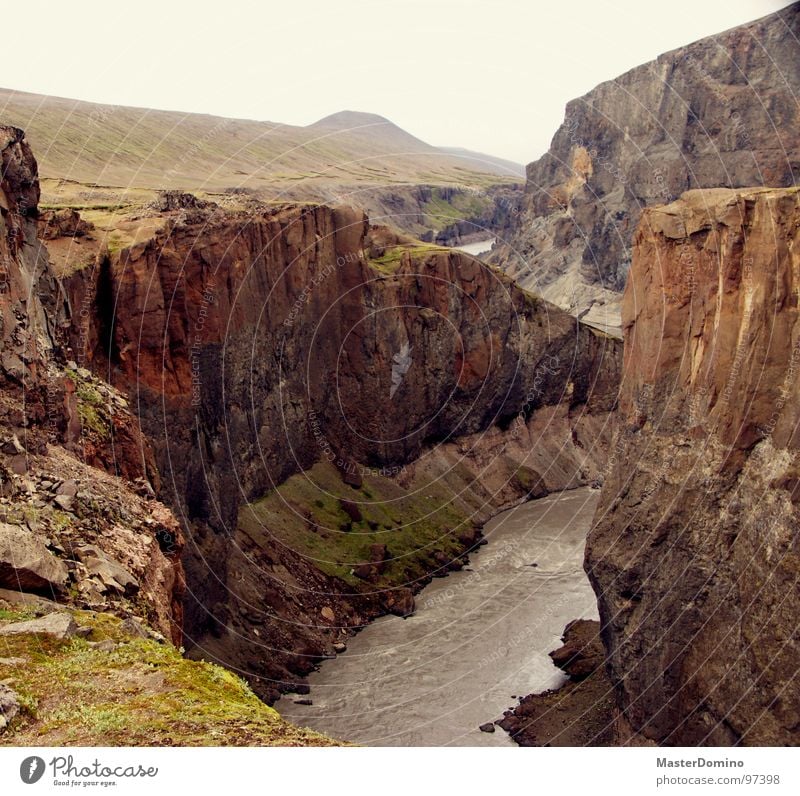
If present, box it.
[275,486,600,746]
[454,238,495,257]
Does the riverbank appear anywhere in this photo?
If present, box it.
[497,619,615,746]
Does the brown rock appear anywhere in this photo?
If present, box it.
[0,523,68,594]
[37,208,94,240]
[339,499,362,523]
[548,619,605,680]
[586,187,800,746]
[387,588,415,618]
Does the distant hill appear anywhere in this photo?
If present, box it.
[439,147,525,178]
[308,110,433,151]
[0,90,517,208]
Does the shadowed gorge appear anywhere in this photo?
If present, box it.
[56,196,621,700]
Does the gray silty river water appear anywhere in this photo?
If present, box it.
[275,486,600,746]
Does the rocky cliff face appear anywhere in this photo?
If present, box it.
[0,126,184,642]
[322,183,522,246]
[586,187,800,745]
[58,195,621,699]
[491,3,799,330]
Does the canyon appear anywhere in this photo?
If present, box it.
[1,1,799,751]
[53,189,620,701]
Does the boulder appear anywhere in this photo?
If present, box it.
[120,617,149,639]
[339,499,362,523]
[0,684,20,732]
[368,543,388,573]
[0,523,68,594]
[548,619,604,680]
[0,612,78,639]
[353,562,378,582]
[74,545,139,596]
[387,588,415,618]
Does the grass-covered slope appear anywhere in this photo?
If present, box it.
[0,609,337,746]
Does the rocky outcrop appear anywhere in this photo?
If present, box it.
[586,187,800,745]
[37,208,94,240]
[491,3,800,330]
[498,619,615,746]
[0,523,69,594]
[58,194,622,699]
[0,126,185,642]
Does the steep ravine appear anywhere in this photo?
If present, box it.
[586,186,800,745]
[56,195,622,701]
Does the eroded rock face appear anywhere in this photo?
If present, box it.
[64,202,620,520]
[0,126,185,642]
[60,195,622,697]
[491,3,800,329]
[586,187,800,745]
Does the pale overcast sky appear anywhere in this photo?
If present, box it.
[2,0,793,163]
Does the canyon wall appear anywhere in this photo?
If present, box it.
[344,184,522,246]
[586,187,800,745]
[58,196,621,698]
[490,3,799,330]
[0,126,184,641]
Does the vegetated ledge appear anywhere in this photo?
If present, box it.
[0,607,338,746]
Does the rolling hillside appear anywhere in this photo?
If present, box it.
[0,89,519,209]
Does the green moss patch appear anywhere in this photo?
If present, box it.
[239,460,485,588]
[420,187,492,233]
[0,611,337,746]
[368,243,450,274]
